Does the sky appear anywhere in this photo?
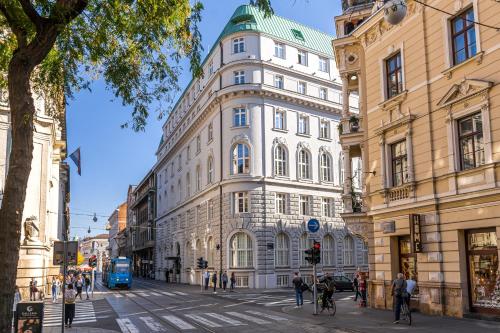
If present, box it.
[67,0,343,239]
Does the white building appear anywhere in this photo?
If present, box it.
[79,234,109,272]
[0,89,69,299]
[107,202,128,258]
[153,5,367,288]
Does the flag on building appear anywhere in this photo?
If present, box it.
[69,147,81,176]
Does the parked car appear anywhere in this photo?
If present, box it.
[333,275,354,291]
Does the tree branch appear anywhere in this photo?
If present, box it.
[18,0,45,29]
[50,0,88,25]
[0,2,28,48]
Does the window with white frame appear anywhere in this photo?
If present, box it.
[207,200,214,220]
[318,57,329,72]
[297,50,308,66]
[298,149,311,179]
[234,70,245,85]
[208,61,214,75]
[207,156,214,183]
[234,192,249,213]
[207,236,215,267]
[274,75,284,89]
[299,195,311,215]
[319,87,327,100]
[320,152,332,182]
[300,233,312,266]
[275,193,286,214]
[230,232,253,268]
[458,113,484,170]
[321,197,333,217]
[320,120,330,139]
[298,115,309,135]
[186,172,191,197]
[177,154,182,170]
[275,233,290,267]
[233,108,247,127]
[276,275,289,287]
[343,235,354,266]
[186,145,191,161]
[177,179,181,202]
[391,140,408,187]
[451,7,477,66]
[233,37,245,54]
[298,81,306,95]
[386,51,403,99]
[170,162,174,177]
[196,165,201,191]
[274,145,287,177]
[208,122,213,142]
[322,234,334,266]
[196,135,201,153]
[275,109,286,130]
[274,41,285,59]
[232,143,250,174]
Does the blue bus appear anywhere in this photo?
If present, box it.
[102,257,132,289]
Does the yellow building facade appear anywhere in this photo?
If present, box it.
[333,0,500,318]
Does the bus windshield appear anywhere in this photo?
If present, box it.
[113,263,129,274]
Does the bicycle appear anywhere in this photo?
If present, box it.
[317,292,336,316]
[400,297,412,325]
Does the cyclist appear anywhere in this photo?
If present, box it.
[319,273,335,312]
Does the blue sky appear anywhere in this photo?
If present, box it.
[67,0,342,239]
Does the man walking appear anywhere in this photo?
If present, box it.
[29,278,37,301]
[353,273,361,301]
[292,272,304,308]
[212,271,218,293]
[75,275,83,300]
[222,271,228,292]
[84,274,91,300]
[204,270,210,290]
[230,272,236,292]
[391,273,407,324]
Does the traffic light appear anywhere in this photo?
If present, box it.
[88,255,97,267]
[197,257,205,269]
[313,241,321,264]
[304,248,314,264]
[203,260,208,269]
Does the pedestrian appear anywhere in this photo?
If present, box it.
[12,285,21,323]
[359,273,367,307]
[391,272,407,324]
[203,270,210,290]
[320,273,335,312]
[75,275,83,300]
[51,277,59,303]
[405,273,417,308]
[212,271,217,293]
[64,284,77,328]
[353,273,361,301]
[165,269,169,283]
[292,272,304,308]
[222,271,228,291]
[29,278,38,301]
[84,274,91,300]
[230,272,236,292]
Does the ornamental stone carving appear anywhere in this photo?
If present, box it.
[297,141,311,151]
[231,133,250,146]
[24,216,42,245]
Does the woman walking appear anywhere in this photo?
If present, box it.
[222,271,228,292]
[51,277,60,303]
[230,272,236,292]
[64,284,77,328]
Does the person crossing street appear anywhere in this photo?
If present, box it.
[203,270,210,291]
[212,271,218,293]
[292,272,304,308]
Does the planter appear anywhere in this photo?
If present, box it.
[349,116,359,132]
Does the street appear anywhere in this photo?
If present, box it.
[42,277,500,333]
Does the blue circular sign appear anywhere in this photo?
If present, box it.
[307,218,320,233]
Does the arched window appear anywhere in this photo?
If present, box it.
[298,149,311,179]
[232,143,250,174]
[275,233,289,267]
[274,145,287,176]
[196,165,201,191]
[300,233,313,266]
[195,239,202,264]
[230,232,253,268]
[186,173,191,197]
[207,237,216,268]
[343,235,354,266]
[185,241,193,268]
[207,156,214,184]
[320,152,332,182]
[322,235,334,266]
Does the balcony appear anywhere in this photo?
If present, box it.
[339,115,364,146]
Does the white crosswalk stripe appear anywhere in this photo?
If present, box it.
[226,311,271,324]
[173,291,188,296]
[162,315,196,330]
[204,313,245,326]
[116,318,140,333]
[185,314,222,327]
[150,292,162,296]
[139,316,166,332]
[161,291,175,296]
[245,310,288,321]
[43,302,96,327]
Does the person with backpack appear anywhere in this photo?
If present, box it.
[212,271,218,293]
[292,272,304,308]
[359,273,367,307]
[230,272,236,292]
[64,284,77,328]
[391,272,407,324]
[75,275,83,300]
[222,271,228,292]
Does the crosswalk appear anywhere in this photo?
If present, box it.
[43,301,96,327]
[111,290,188,298]
[216,292,298,307]
[116,310,289,332]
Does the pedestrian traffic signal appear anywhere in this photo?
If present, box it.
[203,260,208,269]
[304,248,314,264]
[313,241,321,264]
[197,257,205,269]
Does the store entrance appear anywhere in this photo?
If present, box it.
[466,229,499,314]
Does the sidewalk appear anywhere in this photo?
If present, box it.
[283,300,500,333]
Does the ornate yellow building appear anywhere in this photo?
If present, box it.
[333,0,500,318]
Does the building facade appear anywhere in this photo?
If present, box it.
[333,0,500,318]
[0,89,70,299]
[153,5,368,289]
[107,202,128,258]
[79,234,109,272]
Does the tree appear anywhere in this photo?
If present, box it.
[0,0,272,329]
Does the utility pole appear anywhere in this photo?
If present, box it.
[313,262,317,315]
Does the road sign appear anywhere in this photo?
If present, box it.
[53,241,78,265]
[15,302,44,333]
[307,218,320,233]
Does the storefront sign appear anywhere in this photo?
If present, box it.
[381,221,395,234]
[15,302,44,333]
[53,241,78,266]
[410,214,423,253]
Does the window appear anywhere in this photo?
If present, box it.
[233,37,245,54]
[234,70,245,85]
[458,113,484,170]
[297,50,308,66]
[319,88,327,100]
[196,135,201,153]
[232,143,250,174]
[177,154,182,170]
[322,235,334,266]
[298,81,306,95]
[299,195,311,215]
[186,146,191,161]
[234,192,249,213]
[391,140,408,187]
[300,233,312,266]
[320,120,330,139]
[298,115,309,135]
[275,109,286,130]
[275,193,286,214]
[207,156,214,183]
[170,162,174,177]
[318,57,329,72]
[322,197,333,217]
[343,236,354,266]
[186,173,191,197]
[361,240,368,265]
[320,152,332,182]
[451,8,476,65]
[177,179,181,202]
[233,108,247,127]
[386,52,403,99]
[274,42,285,59]
[274,75,284,89]
[275,233,290,267]
[274,145,287,177]
[196,165,201,191]
[298,149,311,179]
[207,236,215,267]
[276,275,289,287]
[208,122,213,142]
[230,232,253,268]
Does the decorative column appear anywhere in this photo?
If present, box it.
[341,73,350,134]
[360,143,366,194]
[342,145,352,213]
[379,136,387,189]
[405,126,414,183]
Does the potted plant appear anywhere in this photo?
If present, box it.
[349,115,359,132]
[338,122,343,135]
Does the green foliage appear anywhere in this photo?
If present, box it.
[0,0,273,131]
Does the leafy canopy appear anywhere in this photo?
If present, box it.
[0,0,272,130]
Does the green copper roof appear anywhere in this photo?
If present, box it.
[216,5,334,56]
